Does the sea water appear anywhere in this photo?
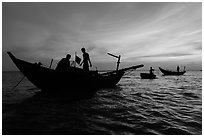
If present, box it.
[2,70,202,135]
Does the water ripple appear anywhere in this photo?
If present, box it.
[2,71,202,135]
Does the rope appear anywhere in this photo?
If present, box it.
[11,75,25,91]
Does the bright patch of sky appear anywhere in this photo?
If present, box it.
[2,2,202,70]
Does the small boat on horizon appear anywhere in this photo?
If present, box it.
[7,52,144,94]
[159,67,186,76]
[140,67,156,79]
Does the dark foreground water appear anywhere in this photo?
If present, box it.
[2,71,202,135]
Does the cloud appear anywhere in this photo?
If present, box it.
[137,53,194,58]
[2,2,202,70]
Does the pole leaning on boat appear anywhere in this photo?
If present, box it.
[101,64,144,76]
[107,53,121,71]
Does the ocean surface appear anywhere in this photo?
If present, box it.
[2,70,202,135]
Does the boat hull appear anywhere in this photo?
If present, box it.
[140,73,156,79]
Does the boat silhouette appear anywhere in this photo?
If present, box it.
[7,52,143,93]
[159,67,186,76]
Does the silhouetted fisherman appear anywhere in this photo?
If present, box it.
[56,54,71,71]
[177,66,180,72]
[80,48,92,71]
[149,67,154,75]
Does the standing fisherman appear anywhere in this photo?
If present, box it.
[149,67,154,75]
[177,66,180,72]
[80,48,92,71]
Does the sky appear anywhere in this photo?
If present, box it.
[2,2,202,71]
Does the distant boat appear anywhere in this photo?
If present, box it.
[140,73,156,79]
[7,52,144,93]
[159,67,186,76]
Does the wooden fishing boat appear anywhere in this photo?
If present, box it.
[7,52,143,93]
[140,73,156,79]
[159,67,186,76]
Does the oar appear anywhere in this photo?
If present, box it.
[101,64,144,75]
[11,75,25,90]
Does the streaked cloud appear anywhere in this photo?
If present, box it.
[2,2,202,70]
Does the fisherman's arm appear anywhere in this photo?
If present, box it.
[89,58,92,67]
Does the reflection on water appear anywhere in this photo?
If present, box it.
[2,71,202,135]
